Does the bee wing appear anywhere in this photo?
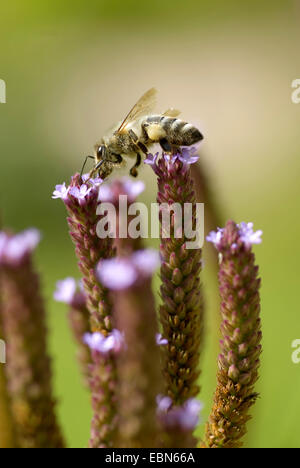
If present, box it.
[117,87,157,133]
[163,108,181,118]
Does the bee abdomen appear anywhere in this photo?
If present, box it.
[161,117,203,146]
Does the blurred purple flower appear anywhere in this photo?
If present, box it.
[0,229,41,266]
[157,396,203,431]
[98,177,145,203]
[157,395,172,412]
[131,249,161,275]
[97,258,138,290]
[52,183,70,200]
[53,277,76,303]
[97,249,160,291]
[54,277,87,309]
[84,329,124,355]
[156,333,168,346]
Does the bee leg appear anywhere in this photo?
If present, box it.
[159,138,172,153]
[130,153,142,178]
[128,129,148,155]
[80,155,94,177]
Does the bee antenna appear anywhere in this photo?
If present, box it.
[80,155,94,177]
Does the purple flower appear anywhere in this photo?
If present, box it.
[52,183,70,200]
[0,229,41,266]
[97,249,160,290]
[207,222,263,249]
[157,396,203,431]
[98,177,145,203]
[157,395,172,412]
[144,153,159,166]
[83,329,124,355]
[97,258,138,290]
[177,147,200,165]
[81,173,103,187]
[131,249,161,276]
[69,184,93,200]
[156,333,168,346]
[206,228,224,247]
[54,277,87,308]
[54,277,77,303]
[239,222,263,246]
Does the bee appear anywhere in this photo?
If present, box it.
[82,88,203,180]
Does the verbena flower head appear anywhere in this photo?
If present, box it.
[0,229,41,267]
[54,277,86,308]
[98,177,145,203]
[96,249,160,290]
[157,396,203,431]
[84,330,124,355]
[207,221,263,250]
[156,333,168,346]
[69,184,93,201]
[145,147,200,175]
[52,174,102,206]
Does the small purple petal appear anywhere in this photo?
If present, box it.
[156,395,172,412]
[144,153,159,165]
[156,333,168,346]
[177,147,200,165]
[52,183,70,200]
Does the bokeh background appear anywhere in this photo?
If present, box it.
[0,0,300,448]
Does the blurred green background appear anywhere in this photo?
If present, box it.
[0,0,300,448]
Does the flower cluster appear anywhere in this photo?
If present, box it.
[204,220,262,448]
[207,222,263,249]
[144,147,200,171]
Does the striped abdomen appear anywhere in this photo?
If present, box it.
[142,115,203,147]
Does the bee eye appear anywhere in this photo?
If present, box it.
[97,146,105,158]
